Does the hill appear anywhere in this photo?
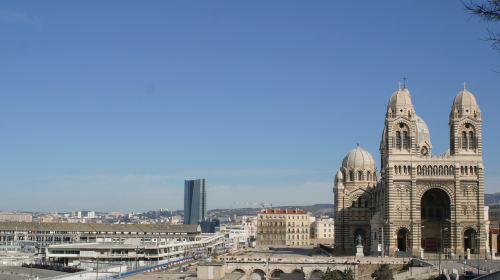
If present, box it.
[485,192,500,205]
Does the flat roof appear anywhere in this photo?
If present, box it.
[0,222,200,234]
[0,266,67,279]
[48,243,139,250]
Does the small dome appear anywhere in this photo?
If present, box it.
[388,88,414,116]
[453,88,478,108]
[341,145,376,170]
[451,87,480,118]
[415,115,431,147]
[335,170,343,181]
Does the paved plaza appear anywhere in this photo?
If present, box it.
[0,266,67,280]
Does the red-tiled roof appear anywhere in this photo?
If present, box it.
[260,208,306,214]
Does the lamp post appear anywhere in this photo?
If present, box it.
[419,225,425,259]
[381,226,384,258]
[473,232,480,276]
[439,227,448,274]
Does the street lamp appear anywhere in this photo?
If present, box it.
[472,232,480,277]
[418,225,425,259]
[438,227,449,274]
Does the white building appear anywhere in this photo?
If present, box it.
[0,212,32,223]
[0,222,227,265]
[311,216,334,246]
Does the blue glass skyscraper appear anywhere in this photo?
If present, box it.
[183,179,207,224]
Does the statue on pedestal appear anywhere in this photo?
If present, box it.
[355,234,364,257]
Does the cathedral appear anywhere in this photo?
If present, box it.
[333,85,487,257]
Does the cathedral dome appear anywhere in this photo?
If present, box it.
[341,145,376,170]
[388,88,414,116]
[415,115,431,146]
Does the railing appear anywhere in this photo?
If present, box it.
[106,256,194,279]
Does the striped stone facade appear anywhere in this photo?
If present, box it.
[334,86,487,257]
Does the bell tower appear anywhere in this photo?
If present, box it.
[449,86,482,156]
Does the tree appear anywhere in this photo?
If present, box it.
[371,264,394,280]
[343,269,354,280]
[323,268,355,280]
[425,275,447,280]
[465,0,500,53]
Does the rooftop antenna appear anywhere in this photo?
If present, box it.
[402,76,407,89]
[463,82,467,91]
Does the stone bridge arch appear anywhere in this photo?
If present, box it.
[309,269,324,280]
[249,269,265,280]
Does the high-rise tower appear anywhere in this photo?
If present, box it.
[184,179,207,225]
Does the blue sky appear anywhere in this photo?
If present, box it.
[0,1,498,212]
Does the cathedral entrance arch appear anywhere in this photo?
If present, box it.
[420,188,451,253]
[396,228,410,252]
[463,228,478,254]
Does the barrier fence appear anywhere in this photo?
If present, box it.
[109,256,194,279]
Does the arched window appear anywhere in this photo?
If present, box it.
[462,131,468,150]
[358,171,363,181]
[367,172,371,181]
[396,131,402,150]
[469,131,475,150]
[403,131,409,149]
[349,171,354,181]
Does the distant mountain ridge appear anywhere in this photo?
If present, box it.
[208,193,500,218]
[208,204,334,218]
[485,192,500,205]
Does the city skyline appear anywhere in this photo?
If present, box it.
[0,1,499,212]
